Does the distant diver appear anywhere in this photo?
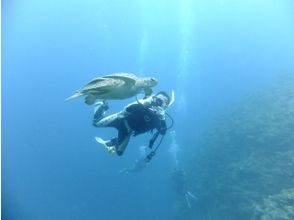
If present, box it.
[119,146,148,174]
[93,91,174,157]
[168,130,197,208]
[169,168,198,209]
[66,73,158,105]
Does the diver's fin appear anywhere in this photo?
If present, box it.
[119,168,129,174]
[185,193,192,209]
[95,137,116,154]
[95,137,108,146]
[187,191,198,200]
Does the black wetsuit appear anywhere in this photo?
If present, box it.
[110,103,167,156]
[125,103,167,136]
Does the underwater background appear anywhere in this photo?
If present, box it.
[3,0,294,219]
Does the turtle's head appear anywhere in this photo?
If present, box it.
[141,77,158,87]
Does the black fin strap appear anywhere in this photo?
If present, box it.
[148,131,160,149]
[145,134,165,163]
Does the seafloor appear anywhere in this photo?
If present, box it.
[180,77,294,220]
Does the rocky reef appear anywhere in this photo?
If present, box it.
[181,77,294,220]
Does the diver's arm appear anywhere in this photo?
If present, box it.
[124,96,153,110]
[155,111,167,135]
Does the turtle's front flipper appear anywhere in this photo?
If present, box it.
[143,87,153,99]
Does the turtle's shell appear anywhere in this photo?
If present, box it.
[103,73,139,81]
[80,73,138,93]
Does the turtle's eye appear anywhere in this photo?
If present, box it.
[150,78,157,83]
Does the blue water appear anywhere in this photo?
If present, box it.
[3,0,294,219]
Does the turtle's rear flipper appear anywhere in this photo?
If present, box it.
[85,94,97,105]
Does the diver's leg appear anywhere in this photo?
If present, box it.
[93,111,119,153]
[116,134,131,156]
[115,124,132,156]
[93,112,118,127]
[94,117,130,155]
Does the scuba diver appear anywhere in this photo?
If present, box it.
[119,145,148,174]
[92,91,171,156]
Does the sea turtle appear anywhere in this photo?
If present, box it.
[66,73,158,105]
